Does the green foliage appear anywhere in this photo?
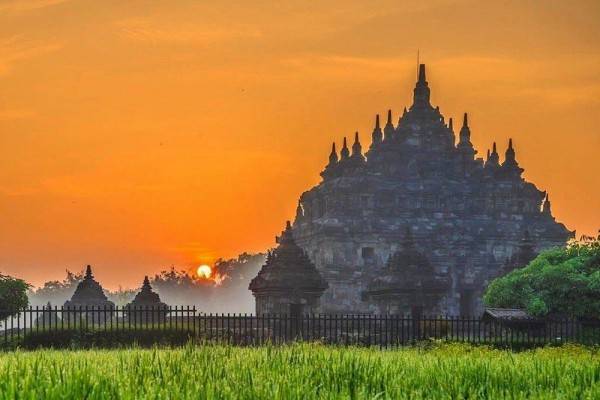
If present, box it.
[0,274,30,321]
[484,236,600,318]
[0,344,598,399]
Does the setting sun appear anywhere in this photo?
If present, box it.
[197,265,212,279]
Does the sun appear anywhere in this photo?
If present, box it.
[197,264,212,279]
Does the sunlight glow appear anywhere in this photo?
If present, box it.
[197,264,212,279]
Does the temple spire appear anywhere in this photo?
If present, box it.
[321,141,340,180]
[340,137,350,159]
[142,275,151,290]
[506,138,514,161]
[351,131,362,158]
[418,63,426,83]
[371,114,382,144]
[412,64,431,108]
[85,265,93,280]
[542,193,552,216]
[328,142,338,165]
[487,142,499,167]
[458,113,472,146]
[503,138,517,165]
[500,138,523,177]
[456,112,476,163]
[384,109,394,139]
[277,220,296,245]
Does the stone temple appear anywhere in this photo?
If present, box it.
[249,221,328,315]
[286,64,573,316]
[64,265,115,322]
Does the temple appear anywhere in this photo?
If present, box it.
[63,265,115,321]
[288,64,573,315]
[125,276,169,323]
[249,221,328,315]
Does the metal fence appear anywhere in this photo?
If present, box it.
[1,306,599,349]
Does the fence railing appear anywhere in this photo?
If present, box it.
[1,306,599,349]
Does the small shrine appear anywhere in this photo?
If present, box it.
[249,221,328,316]
[125,276,169,323]
[63,265,115,322]
[364,228,450,317]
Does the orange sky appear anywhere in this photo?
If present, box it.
[0,0,599,289]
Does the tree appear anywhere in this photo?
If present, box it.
[150,253,266,312]
[0,274,30,321]
[484,234,600,318]
[28,269,84,306]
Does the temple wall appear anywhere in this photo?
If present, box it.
[293,216,569,316]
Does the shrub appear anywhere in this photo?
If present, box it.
[484,237,600,318]
[20,328,195,349]
[0,274,29,321]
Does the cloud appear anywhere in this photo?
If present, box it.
[0,0,69,14]
[0,35,62,76]
[116,17,262,45]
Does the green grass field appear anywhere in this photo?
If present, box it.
[0,343,598,399]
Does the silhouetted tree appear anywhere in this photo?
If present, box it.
[0,274,30,321]
[28,269,84,306]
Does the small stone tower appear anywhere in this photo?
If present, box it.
[64,265,114,306]
[364,229,450,317]
[249,221,328,316]
[125,276,169,323]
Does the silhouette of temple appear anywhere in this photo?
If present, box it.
[63,265,114,310]
[63,265,115,322]
[287,64,573,315]
[249,221,328,315]
[125,276,169,323]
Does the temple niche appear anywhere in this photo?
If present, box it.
[63,265,115,322]
[249,222,328,316]
[289,64,573,315]
[125,276,169,323]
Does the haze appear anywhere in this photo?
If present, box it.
[1,0,599,289]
